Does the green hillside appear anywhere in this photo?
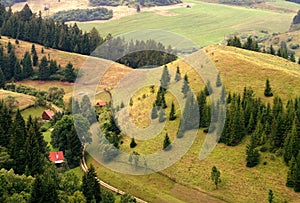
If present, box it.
[86,45,300,203]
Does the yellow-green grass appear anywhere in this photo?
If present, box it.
[0,36,87,68]
[21,106,47,120]
[86,46,300,202]
[43,130,59,152]
[65,166,84,178]
[77,0,294,47]
[0,89,35,110]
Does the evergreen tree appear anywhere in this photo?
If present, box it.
[246,135,260,167]
[130,137,137,148]
[268,189,274,203]
[49,60,58,75]
[32,51,38,66]
[211,166,221,189]
[198,89,209,128]
[270,45,275,55]
[286,156,296,188]
[206,80,213,95]
[294,153,300,192]
[38,56,50,80]
[0,68,5,89]
[290,52,296,62]
[65,126,83,168]
[163,133,171,150]
[82,165,101,203]
[181,74,189,98]
[182,91,199,131]
[14,61,22,81]
[160,65,170,89]
[216,73,222,87]
[169,101,176,121]
[64,62,76,82]
[175,66,181,82]
[158,108,166,123]
[151,105,158,119]
[264,79,273,97]
[22,52,33,78]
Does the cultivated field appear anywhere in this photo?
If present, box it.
[77,0,296,47]
[0,89,36,110]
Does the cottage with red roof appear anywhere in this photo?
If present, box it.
[96,101,107,107]
[42,109,55,120]
[49,151,64,166]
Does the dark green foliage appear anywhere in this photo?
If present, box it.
[22,52,33,79]
[51,7,113,22]
[130,137,137,148]
[0,68,4,89]
[246,135,260,167]
[243,36,259,51]
[120,193,136,203]
[64,62,76,82]
[268,189,274,203]
[154,87,167,108]
[182,91,199,131]
[197,89,210,128]
[211,166,221,189]
[169,101,176,120]
[205,80,213,96]
[163,133,171,150]
[269,45,275,55]
[264,79,273,97]
[227,36,241,47]
[31,44,38,66]
[81,95,96,124]
[290,52,296,62]
[82,165,101,203]
[294,154,300,192]
[38,56,50,80]
[101,189,115,203]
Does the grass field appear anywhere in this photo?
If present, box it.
[0,89,35,110]
[21,106,47,120]
[77,0,295,47]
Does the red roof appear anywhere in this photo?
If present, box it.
[96,101,107,107]
[49,151,64,164]
[43,109,55,119]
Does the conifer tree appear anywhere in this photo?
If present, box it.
[151,105,158,119]
[286,156,296,188]
[158,108,166,123]
[216,73,222,87]
[246,135,260,167]
[268,189,274,203]
[22,52,33,78]
[160,65,170,89]
[270,45,275,55]
[0,68,5,89]
[264,79,273,97]
[175,66,181,82]
[14,62,22,81]
[181,74,189,98]
[169,101,176,121]
[211,166,221,189]
[290,52,296,62]
[82,165,101,203]
[64,62,76,82]
[294,153,300,192]
[130,137,137,148]
[163,133,171,150]
[39,56,49,80]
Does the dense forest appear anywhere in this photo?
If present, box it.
[89,0,182,7]
[50,7,113,22]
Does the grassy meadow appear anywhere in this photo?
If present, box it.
[77,0,295,47]
[0,89,36,110]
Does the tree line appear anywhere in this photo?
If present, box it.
[89,0,182,7]
[50,7,113,22]
[227,36,299,64]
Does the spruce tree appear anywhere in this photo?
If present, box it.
[294,153,300,192]
[158,108,166,123]
[268,189,274,203]
[64,62,76,82]
[290,52,296,62]
[175,66,181,82]
[163,133,171,150]
[270,45,275,55]
[39,56,49,80]
[181,74,189,98]
[14,62,22,81]
[82,165,101,203]
[286,156,296,188]
[169,101,176,121]
[151,105,158,119]
[160,65,170,89]
[216,73,222,87]
[22,52,33,78]
[264,79,273,97]
[246,135,260,167]
[0,68,5,89]
[211,166,221,189]
[130,137,137,148]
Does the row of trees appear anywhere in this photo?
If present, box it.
[227,36,298,63]
[89,0,182,7]
[0,42,77,88]
[0,4,104,55]
[51,7,113,22]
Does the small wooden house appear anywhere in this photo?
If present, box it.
[42,109,55,120]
